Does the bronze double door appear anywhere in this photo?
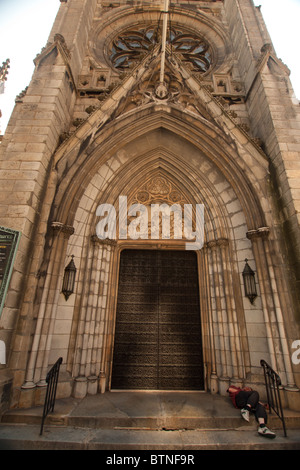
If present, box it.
[111,249,204,390]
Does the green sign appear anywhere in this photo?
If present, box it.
[0,226,21,317]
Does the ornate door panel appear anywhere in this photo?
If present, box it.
[111,250,204,390]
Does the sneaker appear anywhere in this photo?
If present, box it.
[241,408,250,422]
[258,425,276,439]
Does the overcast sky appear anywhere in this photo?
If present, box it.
[0,0,299,133]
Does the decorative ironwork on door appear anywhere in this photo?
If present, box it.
[111,250,204,390]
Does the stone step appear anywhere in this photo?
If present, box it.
[1,392,300,450]
[0,423,300,450]
[2,391,300,430]
[2,408,299,432]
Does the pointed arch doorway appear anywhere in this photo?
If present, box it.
[111,249,205,391]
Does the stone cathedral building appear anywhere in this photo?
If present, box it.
[0,0,300,414]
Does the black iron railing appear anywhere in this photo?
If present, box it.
[260,359,287,437]
[40,357,63,435]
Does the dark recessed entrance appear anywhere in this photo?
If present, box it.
[111,250,204,390]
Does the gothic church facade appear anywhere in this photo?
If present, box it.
[1,0,300,412]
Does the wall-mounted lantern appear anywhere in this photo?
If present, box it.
[242,259,257,304]
[62,255,76,301]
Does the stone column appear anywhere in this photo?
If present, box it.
[85,236,104,394]
[98,239,117,393]
[199,245,218,393]
[218,238,246,382]
[73,237,116,398]
[207,240,230,394]
[72,236,96,397]
[22,221,74,389]
[206,238,247,394]
[247,227,297,388]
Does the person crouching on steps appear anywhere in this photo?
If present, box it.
[227,385,276,439]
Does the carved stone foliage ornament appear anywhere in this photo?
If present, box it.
[114,56,214,122]
[110,25,212,73]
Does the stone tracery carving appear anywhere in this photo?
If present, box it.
[133,175,186,206]
[130,175,191,240]
[110,25,212,73]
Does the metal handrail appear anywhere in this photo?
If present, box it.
[260,359,287,437]
[40,357,63,435]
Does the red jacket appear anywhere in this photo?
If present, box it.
[227,386,252,408]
